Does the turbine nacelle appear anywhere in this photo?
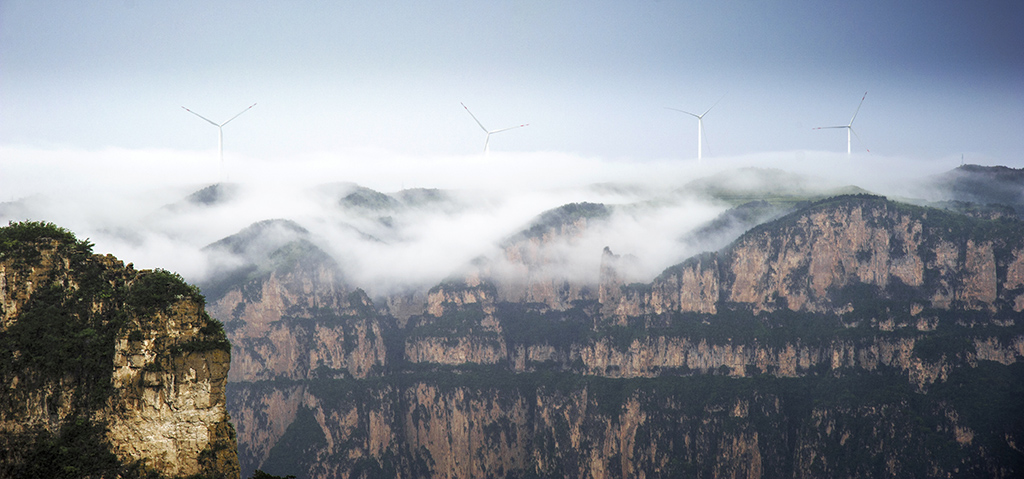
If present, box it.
[814,92,869,154]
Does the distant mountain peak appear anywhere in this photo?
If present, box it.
[185,183,239,206]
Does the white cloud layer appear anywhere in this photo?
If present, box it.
[0,146,960,296]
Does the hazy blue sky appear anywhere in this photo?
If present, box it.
[2,0,1022,162]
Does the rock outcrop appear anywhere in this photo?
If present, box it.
[205,238,387,382]
[0,222,238,478]
[606,195,1024,317]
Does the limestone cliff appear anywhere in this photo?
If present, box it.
[0,221,238,478]
[479,202,609,309]
[204,237,387,382]
[608,195,1024,318]
[404,278,507,365]
[220,195,1024,478]
[233,360,1023,478]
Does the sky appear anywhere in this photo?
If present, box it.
[1,0,1022,161]
[0,1,1022,293]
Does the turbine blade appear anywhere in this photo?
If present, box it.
[461,102,488,132]
[489,124,529,134]
[814,126,848,129]
[483,132,491,153]
[182,106,219,127]
[665,107,700,119]
[701,94,725,117]
[850,127,870,153]
[849,91,867,126]
[221,102,257,126]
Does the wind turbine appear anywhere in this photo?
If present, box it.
[461,102,528,154]
[666,96,722,161]
[814,92,869,154]
[181,103,257,175]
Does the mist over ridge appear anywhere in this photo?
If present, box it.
[0,146,988,298]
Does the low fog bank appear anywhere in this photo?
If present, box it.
[0,146,967,297]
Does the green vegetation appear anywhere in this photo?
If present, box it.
[199,238,336,305]
[1,221,235,478]
[171,337,232,355]
[512,202,611,241]
[253,359,1023,478]
[0,221,94,276]
[681,168,872,207]
[686,200,790,241]
[185,183,235,207]
[912,333,974,362]
[0,221,131,471]
[340,186,400,212]
[248,470,296,479]
[127,268,205,313]
[407,304,490,340]
[831,281,919,320]
[0,220,91,256]
[200,314,227,337]
[194,421,240,479]
[931,200,1018,220]
[259,407,327,478]
[1,282,124,411]
[932,361,1024,465]
[266,239,333,273]
[345,290,378,318]
[497,302,590,350]
[738,194,884,239]
[933,164,1024,218]
[3,416,159,479]
[171,313,231,354]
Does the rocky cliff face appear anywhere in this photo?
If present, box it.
[205,239,387,382]
[218,195,1024,478]
[232,360,1023,479]
[0,222,238,478]
[404,278,507,365]
[475,202,609,310]
[607,196,1024,318]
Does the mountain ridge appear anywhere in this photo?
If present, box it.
[213,192,1024,478]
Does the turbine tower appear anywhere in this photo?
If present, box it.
[814,92,869,154]
[461,102,528,154]
[666,96,722,161]
[182,103,257,176]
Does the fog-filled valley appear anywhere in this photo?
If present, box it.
[0,148,975,300]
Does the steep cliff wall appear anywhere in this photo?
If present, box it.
[0,222,238,478]
[403,279,508,365]
[234,361,1023,479]
[608,195,1024,318]
[205,240,387,382]
[220,196,1024,478]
